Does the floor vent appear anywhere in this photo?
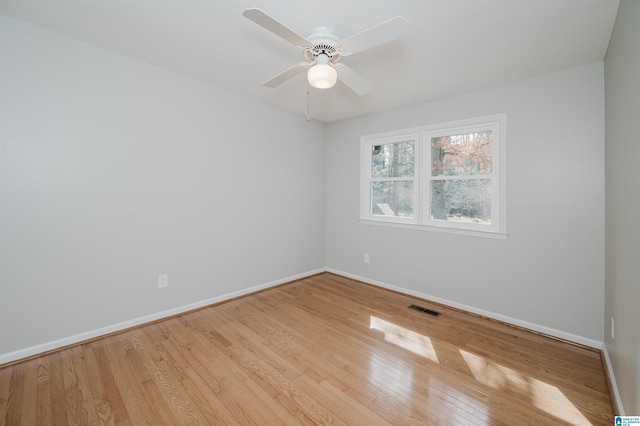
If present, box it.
[408,304,441,317]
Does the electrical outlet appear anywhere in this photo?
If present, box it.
[364,253,370,264]
[158,274,168,289]
[611,317,615,340]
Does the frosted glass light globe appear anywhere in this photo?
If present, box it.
[307,55,337,89]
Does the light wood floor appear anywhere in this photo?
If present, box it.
[0,273,613,425]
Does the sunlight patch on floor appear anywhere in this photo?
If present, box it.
[370,316,439,363]
[459,349,593,426]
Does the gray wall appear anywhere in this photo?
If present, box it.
[604,0,640,414]
[326,63,605,343]
[0,16,326,357]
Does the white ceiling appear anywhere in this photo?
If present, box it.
[1,0,620,123]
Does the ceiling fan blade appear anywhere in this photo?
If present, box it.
[340,16,409,55]
[336,65,372,95]
[243,8,309,47]
[263,62,310,87]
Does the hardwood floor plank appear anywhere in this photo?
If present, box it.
[36,357,53,426]
[48,352,70,424]
[81,345,115,425]
[5,362,25,426]
[0,368,10,426]
[17,360,37,425]
[90,344,130,425]
[61,347,102,425]
[0,273,614,425]
[97,345,140,424]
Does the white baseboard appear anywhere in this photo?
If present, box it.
[0,268,325,365]
[326,268,604,349]
[602,344,625,415]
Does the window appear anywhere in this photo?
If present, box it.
[360,115,506,238]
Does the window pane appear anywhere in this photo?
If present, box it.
[372,141,415,178]
[372,181,414,217]
[431,131,492,176]
[431,179,491,224]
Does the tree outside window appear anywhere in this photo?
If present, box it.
[370,141,415,217]
[430,131,493,224]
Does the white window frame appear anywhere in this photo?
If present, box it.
[360,114,507,239]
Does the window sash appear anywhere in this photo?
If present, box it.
[361,134,419,223]
[423,125,498,232]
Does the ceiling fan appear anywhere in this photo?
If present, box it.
[242,8,409,95]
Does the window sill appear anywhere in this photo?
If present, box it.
[359,219,508,239]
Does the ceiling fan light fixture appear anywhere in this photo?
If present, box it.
[307,54,337,89]
[243,9,408,95]
[307,64,337,89]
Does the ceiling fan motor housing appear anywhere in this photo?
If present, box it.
[307,27,341,59]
